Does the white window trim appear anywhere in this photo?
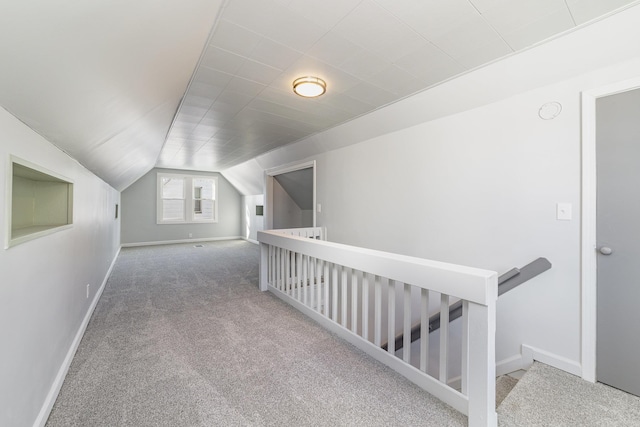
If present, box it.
[157,173,218,224]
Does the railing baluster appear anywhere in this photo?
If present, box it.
[387,279,396,354]
[403,283,411,363]
[309,256,315,309]
[285,249,290,293]
[374,275,381,346]
[323,262,330,317]
[420,288,430,373]
[292,251,297,295]
[316,259,322,312]
[268,245,273,286]
[461,300,469,395]
[296,252,302,301]
[291,251,296,296]
[283,249,287,292]
[439,293,450,384]
[341,267,348,328]
[362,273,369,342]
[276,248,281,291]
[272,245,276,286]
[302,255,308,305]
[331,264,338,322]
[351,269,358,333]
[281,249,286,292]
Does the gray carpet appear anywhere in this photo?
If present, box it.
[497,362,640,426]
[496,375,519,408]
[47,240,466,426]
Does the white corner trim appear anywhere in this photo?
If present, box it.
[496,353,526,376]
[33,246,121,427]
[121,236,243,247]
[496,345,582,378]
[522,345,582,377]
[581,88,598,383]
[580,76,640,384]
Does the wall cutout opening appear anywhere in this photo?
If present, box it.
[7,157,74,248]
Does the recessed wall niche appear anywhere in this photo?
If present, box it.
[7,157,74,248]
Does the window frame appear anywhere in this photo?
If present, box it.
[156,173,218,224]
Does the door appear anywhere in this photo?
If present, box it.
[270,166,315,229]
[596,88,640,396]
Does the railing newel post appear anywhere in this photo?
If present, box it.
[466,277,498,427]
[259,241,269,291]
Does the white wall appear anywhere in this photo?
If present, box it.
[301,209,313,226]
[249,6,640,375]
[120,168,242,245]
[0,107,121,426]
[242,194,264,243]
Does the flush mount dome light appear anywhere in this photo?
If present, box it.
[293,76,326,98]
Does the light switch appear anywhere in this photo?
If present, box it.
[317,203,322,213]
[557,203,572,220]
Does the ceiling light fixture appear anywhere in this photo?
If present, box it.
[293,76,326,98]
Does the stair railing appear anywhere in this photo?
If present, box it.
[382,258,552,352]
[258,228,498,427]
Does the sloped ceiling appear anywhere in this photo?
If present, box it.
[1,0,638,191]
[0,0,224,190]
[157,0,640,175]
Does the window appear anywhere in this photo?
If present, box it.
[194,186,202,214]
[7,156,74,248]
[157,173,218,224]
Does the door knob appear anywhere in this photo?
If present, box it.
[599,247,613,255]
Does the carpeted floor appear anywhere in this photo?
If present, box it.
[46,240,466,426]
[497,362,640,426]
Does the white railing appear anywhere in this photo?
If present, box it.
[258,228,498,427]
[268,226,327,240]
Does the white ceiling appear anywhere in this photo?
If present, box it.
[0,0,638,190]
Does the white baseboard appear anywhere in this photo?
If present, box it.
[121,236,242,248]
[522,344,582,376]
[242,237,259,245]
[33,247,121,427]
[496,344,582,378]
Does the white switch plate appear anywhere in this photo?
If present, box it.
[557,203,572,220]
[317,203,322,213]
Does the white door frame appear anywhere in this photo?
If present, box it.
[264,160,316,230]
[581,76,640,382]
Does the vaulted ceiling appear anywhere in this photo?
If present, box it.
[1,0,637,191]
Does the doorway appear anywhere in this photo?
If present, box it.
[582,78,640,396]
[265,161,316,230]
